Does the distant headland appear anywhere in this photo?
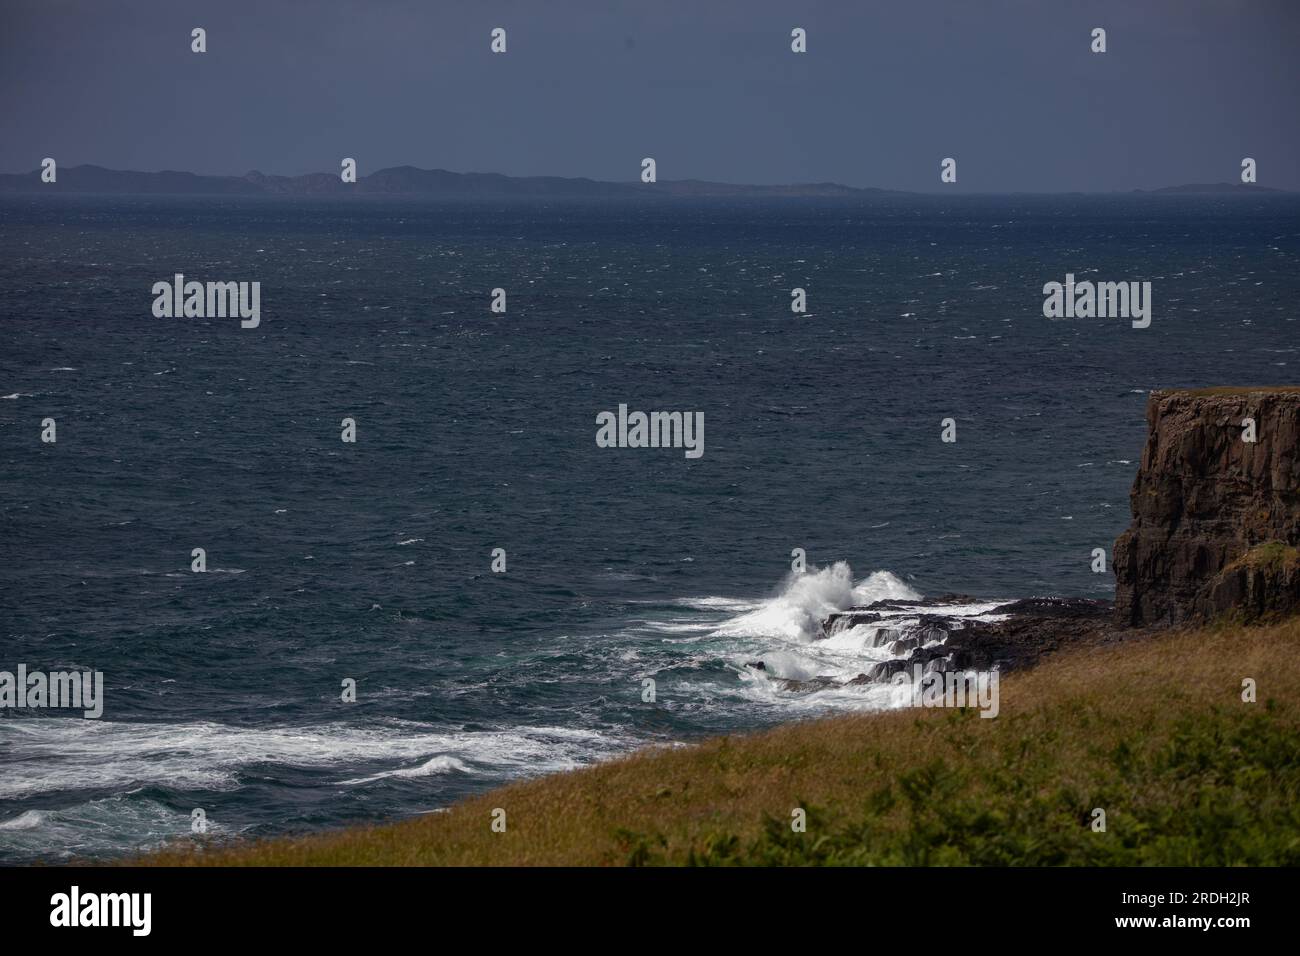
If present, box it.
[0,164,1293,198]
[0,164,887,199]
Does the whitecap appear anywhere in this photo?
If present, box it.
[0,810,46,831]
[712,564,921,642]
[339,755,471,785]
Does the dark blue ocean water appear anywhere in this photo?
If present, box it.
[2,195,1297,862]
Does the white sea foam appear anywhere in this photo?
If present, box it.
[339,755,471,785]
[0,719,631,801]
[0,810,46,831]
[671,596,759,612]
[712,563,920,641]
[0,796,196,862]
[636,617,722,636]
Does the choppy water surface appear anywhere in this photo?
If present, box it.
[2,194,1297,861]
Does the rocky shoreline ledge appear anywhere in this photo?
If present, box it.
[749,595,1133,694]
[755,387,1300,695]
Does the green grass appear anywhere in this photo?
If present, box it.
[137,618,1300,866]
[1232,541,1300,574]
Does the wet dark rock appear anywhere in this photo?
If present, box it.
[773,675,839,693]
[910,645,952,665]
[862,660,909,682]
[988,597,1111,619]
[869,627,902,647]
[861,593,979,611]
[809,595,1134,692]
[916,624,950,643]
[942,605,1124,673]
[821,605,969,640]
[820,610,882,636]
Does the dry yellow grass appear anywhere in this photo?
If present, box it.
[137,617,1300,866]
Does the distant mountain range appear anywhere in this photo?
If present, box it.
[0,164,888,199]
[0,165,1291,197]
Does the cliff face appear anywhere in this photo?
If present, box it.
[1114,388,1300,626]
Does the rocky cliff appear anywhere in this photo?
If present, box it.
[1114,388,1300,625]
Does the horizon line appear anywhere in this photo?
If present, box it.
[2,162,1291,197]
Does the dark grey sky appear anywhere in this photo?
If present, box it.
[2,0,1297,192]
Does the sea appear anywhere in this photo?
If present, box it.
[1,193,1297,863]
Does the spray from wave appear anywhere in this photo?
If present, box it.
[712,563,921,641]
[658,563,1005,714]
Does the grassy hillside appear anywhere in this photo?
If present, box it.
[140,618,1300,866]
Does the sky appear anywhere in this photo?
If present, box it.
[1,0,1297,192]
